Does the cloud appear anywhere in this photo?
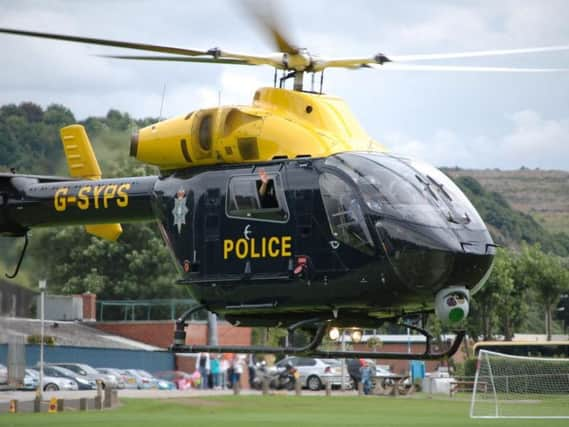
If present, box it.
[501,110,569,168]
[383,110,569,170]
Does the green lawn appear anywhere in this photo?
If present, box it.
[1,395,567,427]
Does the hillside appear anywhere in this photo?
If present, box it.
[447,169,569,235]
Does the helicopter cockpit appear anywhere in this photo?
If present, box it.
[320,151,494,292]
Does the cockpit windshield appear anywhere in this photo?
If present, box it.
[324,152,485,230]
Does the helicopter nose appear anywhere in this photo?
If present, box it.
[376,219,495,293]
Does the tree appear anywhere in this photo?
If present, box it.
[466,248,529,341]
[29,222,185,301]
[516,244,569,340]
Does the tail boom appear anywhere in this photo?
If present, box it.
[0,173,157,235]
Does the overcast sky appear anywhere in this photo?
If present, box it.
[1,0,568,170]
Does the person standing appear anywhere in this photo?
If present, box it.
[210,354,221,390]
[198,352,210,390]
[361,361,373,395]
[221,354,230,389]
[232,355,244,389]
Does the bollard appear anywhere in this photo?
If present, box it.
[357,382,363,396]
[9,400,18,413]
[325,380,332,396]
[295,379,302,396]
[95,381,103,410]
[94,396,103,410]
[104,387,112,408]
[48,397,58,413]
[57,398,64,412]
[79,398,88,411]
[34,396,41,413]
[262,377,269,396]
[111,390,119,407]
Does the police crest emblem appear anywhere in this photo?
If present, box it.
[172,188,189,234]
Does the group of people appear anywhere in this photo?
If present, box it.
[197,353,246,390]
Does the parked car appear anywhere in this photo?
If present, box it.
[116,369,139,389]
[43,365,96,390]
[346,359,410,391]
[276,357,352,391]
[124,369,157,389]
[22,369,39,390]
[51,363,117,389]
[97,368,127,389]
[153,371,193,390]
[135,369,175,390]
[0,363,7,384]
[25,368,78,391]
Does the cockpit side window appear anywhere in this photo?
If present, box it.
[319,172,374,255]
[226,173,289,222]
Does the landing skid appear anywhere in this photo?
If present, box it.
[171,305,465,361]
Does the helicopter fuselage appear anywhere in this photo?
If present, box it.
[155,153,495,327]
[1,148,495,329]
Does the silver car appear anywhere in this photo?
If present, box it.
[52,363,117,389]
[276,357,352,391]
[26,368,78,391]
[0,363,7,385]
[97,368,127,389]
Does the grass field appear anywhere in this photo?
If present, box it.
[1,395,568,427]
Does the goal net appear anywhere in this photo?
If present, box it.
[470,349,569,419]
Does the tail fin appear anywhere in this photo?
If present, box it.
[60,125,122,241]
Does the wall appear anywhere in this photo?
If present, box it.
[41,295,83,321]
[0,343,174,372]
[94,320,252,349]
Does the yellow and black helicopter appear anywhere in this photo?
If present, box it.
[1,6,567,360]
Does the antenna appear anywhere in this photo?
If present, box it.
[159,83,167,120]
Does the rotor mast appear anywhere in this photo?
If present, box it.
[293,71,304,91]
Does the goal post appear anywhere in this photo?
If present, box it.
[470,349,569,419]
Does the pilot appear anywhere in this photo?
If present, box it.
[257,168,278,209]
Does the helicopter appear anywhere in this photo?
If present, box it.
[1,4,568,360]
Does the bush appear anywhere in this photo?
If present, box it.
[27,335,56,345]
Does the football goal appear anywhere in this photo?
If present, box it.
[470,349,569,418]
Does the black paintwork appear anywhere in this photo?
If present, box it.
[0,153,495,327]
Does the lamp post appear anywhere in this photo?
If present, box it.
[340,329,346,391]
[38,279,46,401]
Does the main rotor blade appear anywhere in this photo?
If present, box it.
[313,54,391,71]
[98,54,255,66]
[389,45,569,62]
[0,28,208,57]
[243,0,298,54]
[378,63,569,72]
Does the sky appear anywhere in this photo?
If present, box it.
[0,0,568,170]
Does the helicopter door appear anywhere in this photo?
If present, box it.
[285,162,347,275]
[202,187,222,275]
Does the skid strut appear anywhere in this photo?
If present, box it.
[172,305,464,360]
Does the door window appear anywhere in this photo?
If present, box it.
[319,173,374,255]
[226,172,289,222]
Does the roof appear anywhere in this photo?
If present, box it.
[0,317,162,351]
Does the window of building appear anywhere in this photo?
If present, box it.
[226,173,289,222]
